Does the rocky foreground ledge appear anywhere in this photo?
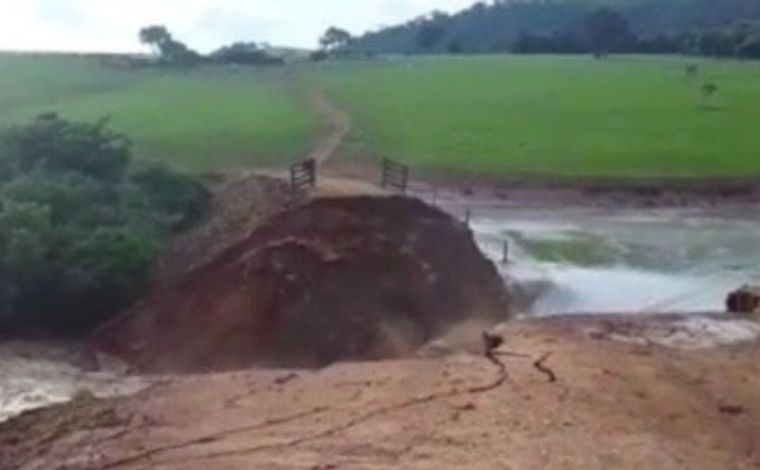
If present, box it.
[2,313,759,470]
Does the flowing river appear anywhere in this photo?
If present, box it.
[0,341,152,422]
[467,206,760,315]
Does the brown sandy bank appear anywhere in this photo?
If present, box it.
[2,313,759,470]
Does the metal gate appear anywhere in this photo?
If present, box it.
[381,158,409,193]
[290,158,316,191]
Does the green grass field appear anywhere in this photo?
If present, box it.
[314,55,760,178]
[0,55,318,172]
[4,54,760,179]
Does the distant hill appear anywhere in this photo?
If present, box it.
[350,0,760,54]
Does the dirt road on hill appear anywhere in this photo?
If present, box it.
[156,85,361,284]
[305,88,351,167]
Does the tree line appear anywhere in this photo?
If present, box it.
[337,0,760,59]
[138,25,286,66]
[513,11,760,59]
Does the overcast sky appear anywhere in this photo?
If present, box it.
[0,0,476,53]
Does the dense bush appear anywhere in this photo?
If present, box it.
[210,42,285,66]
[584,8,638,56]
[511,18,760,60]
[512,31,587,54]
[0,114,209,334]
[737,35,760,59]
[139,25,204,67]
[635,33,689,54]
[159,39,204,66]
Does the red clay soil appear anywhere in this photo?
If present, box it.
[156,172,294,285]
[93,196,511,372]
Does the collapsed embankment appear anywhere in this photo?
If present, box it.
[94,196,511,372]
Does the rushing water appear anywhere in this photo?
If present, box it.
[0,341,152,423]
[467,207,760,315]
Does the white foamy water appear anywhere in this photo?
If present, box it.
[0,341,152,423]
[466,207,760,315]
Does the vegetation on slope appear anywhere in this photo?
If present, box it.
[0,115,209,333]
[138,25,287,67]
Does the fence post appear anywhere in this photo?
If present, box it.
[381,158,410,193]
[290,158,317,193]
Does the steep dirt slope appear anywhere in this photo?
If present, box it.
[157,172,294,284]
[94,196,510,372]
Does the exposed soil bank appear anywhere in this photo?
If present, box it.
[3,313,759,470]
[94,196,510,372]
[157,172,295,285]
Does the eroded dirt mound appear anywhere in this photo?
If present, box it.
[94,196,510,372]
[157,172,294,284]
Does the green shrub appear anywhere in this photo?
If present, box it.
[0,114,209,334]
[1,114,131,181]
[737,35,760,59]
[130,163,209,232]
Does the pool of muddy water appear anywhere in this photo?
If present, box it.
[467,206,760,315]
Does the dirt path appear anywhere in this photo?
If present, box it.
[299,85,385,196]
[156,81,369,282]
[254,80,385,197]
[3,315,759,470]
[304,87,351,167]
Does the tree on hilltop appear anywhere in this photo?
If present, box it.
[138,25,202,66]
[139,25,172,56]
[320,27,353,53]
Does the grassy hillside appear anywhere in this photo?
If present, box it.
[314,55,760,178]
[7,54,760,179]
[0,55,317,172]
